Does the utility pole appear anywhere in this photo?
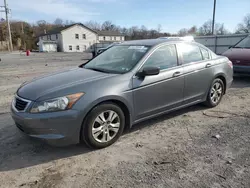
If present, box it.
[0,0,12,51]
[21,22,26,50]
[212,0,216,35]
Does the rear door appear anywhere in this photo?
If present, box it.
[177,43,214,104]
[132,44,184,120]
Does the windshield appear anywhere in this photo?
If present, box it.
[234,36,250,48]
[84,45,150,74]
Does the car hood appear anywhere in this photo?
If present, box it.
[222,48,250,61]
[18,67,115,100]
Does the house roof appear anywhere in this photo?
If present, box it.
[39,23,97,36]
[39,23,124,37]
[96,30,124,36]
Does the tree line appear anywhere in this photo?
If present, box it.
[0,13,249,50]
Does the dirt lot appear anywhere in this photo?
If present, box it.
[0,52,250,188]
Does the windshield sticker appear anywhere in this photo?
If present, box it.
[128,46,148,50]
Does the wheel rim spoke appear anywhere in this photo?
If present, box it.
[217,88,222,94]
[95,112,106,124]
[109,123,120,133]
[93,126,103,134]
[108,111,118,122]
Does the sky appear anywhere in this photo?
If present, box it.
[2,0,250,33]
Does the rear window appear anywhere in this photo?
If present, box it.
[200,47,210,60]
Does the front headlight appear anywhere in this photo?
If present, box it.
[30,93,84,113]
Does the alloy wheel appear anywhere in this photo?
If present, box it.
[210,82,223,104]
[92,110,120,143]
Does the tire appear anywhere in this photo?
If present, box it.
[81,103,125,149]
[204,78,225,108]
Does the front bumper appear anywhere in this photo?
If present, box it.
[11,108,83,146]
[233,65,250,74]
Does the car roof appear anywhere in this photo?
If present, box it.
[119,38,196,47]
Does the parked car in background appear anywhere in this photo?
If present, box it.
[96,42,122,56]
[222,35,250,74]
[11,38,233,149]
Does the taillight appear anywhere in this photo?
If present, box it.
[228,61,233,69]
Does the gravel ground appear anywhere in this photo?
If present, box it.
[0,53,250,188]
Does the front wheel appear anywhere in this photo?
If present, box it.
[81,103,125,149]
[205,78,225,107]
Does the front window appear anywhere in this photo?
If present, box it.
[83,34,86,39]
[76,45,79,50]
[143,45,178,70]
[69,45,72,50]
[75,34,79,39]
[84,45,150,74]
[234,36,250,48]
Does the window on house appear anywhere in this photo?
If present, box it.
[75,34,79,39]
[110,37,112,41]
[83,34,86,39]
[84,45,87,51]
[103,36,106,41]
[120,36,122,41]
[69,45,72,51]
[114,37,116,41]
[56,34,58,40]
[76,45,80,50]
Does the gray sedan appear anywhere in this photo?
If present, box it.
[11,39,233,148]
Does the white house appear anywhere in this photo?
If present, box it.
[97,31,125,42]
[38,23,125,52]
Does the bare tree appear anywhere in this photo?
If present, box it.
[198,20,213,35]
[84,21,101,30]
[102,21,116,31]
[198,20,228,35]
[236,14,250,33]
[216,23,229,35]
[188,26,197,35]
[178,28,188,36]
[54,18,63,26]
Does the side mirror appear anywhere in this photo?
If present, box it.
[136,66,160,77]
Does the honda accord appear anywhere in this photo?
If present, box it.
[11,38,233,148]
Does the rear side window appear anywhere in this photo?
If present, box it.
[200,47,210,60]
[143,44,178,70]
[178,43,203,64]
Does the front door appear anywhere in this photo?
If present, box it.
[132,44,184,120]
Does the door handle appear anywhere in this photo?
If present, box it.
[206,63,212,68]
[173,71,182,77]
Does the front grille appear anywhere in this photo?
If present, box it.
[15,97,28,111]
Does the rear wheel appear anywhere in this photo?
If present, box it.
[205,78,225,107]
[82,103,125,149]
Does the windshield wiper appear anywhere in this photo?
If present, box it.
[232,46,243,48]
[85,67,110,73]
